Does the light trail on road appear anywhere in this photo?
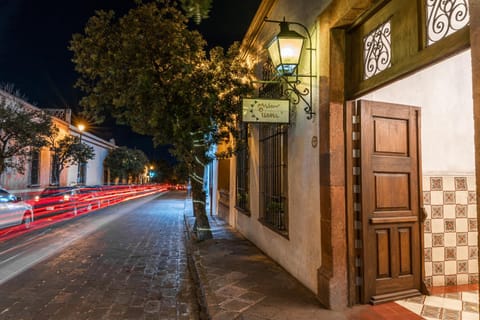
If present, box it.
[0,192,167,286]
[0,185,168,242]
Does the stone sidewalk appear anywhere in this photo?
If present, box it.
[183,198,384,320]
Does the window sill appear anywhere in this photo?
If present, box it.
[258,218,289,240]
[235,206,251,216]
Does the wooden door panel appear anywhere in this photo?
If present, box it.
[373,117,409,155]
[374,173,410,210]
[376,229,391,278]
[359,100,422,304]
[399,227,412,275]
[374,226,417,293]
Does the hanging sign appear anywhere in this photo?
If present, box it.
[242,98,290,123]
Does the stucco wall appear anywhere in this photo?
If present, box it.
[362,49,474,175]
[86,143,109,185]
[68,136,113,186]
[0,167,28,190]
[233,110,321,294]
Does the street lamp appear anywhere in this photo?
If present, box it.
[77,123,85,185]
[264,17,315,120]
[267,20,305,76]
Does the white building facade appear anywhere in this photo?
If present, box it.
[0,89,116,199]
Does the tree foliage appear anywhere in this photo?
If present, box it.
[0,93,52,175]
[180,0,211,24]
[47,126,96,185]
[70,1,254,239]
[104,147,149,183]
[148,158,182,183]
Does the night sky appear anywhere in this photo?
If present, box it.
[0,0,260,161]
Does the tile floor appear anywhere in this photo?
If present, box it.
[395,285,479,320]
[366,302,424,319]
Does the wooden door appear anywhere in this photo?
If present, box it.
[359,100,423,304]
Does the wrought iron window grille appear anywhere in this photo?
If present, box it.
[235,122,250,213]
[426,0,469,45]
[259,124,288,234]
[363,19,392,80]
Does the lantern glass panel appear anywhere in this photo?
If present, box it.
[267,35,304,76]
[278,37,303,65]
[267,40,282,70]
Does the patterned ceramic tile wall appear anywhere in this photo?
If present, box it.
[423,176,478,287]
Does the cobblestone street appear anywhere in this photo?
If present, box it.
[0,192,199,320]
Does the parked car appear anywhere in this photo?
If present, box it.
[0,188,34,230]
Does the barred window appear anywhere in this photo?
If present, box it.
[29,150,40,186]
[236,123,250,213]
[50,154,59,186]
[259,124,288,235]
[79,162,87,185]
[104,167,109,185]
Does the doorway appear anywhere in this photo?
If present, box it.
[347,100,423,304]
[351,50,477,304]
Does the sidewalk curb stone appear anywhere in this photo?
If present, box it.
[184,198,242,320]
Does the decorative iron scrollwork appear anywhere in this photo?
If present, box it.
[283,82,312,120]
[283,85,302,106]
[426,0,469,45]
[262,60,276,82]
[363,20,392,80]
[259,59,314,120]
[259,59,283,99]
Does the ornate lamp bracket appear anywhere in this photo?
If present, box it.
[264,17,316,120]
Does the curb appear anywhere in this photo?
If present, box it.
[184,201,216,320]
[183,197,244,320]
[185,239,210,320]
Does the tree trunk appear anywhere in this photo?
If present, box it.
[0,157,5,177]
[52,163,61,186]
[190,158,212,241]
